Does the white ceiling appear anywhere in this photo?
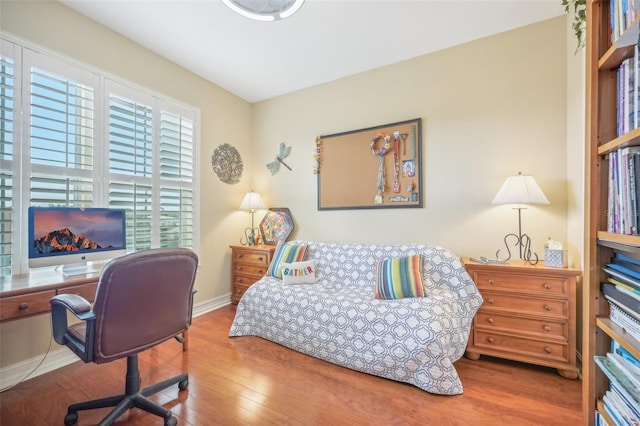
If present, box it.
[59,0,566,103]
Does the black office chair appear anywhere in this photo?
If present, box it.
[50,248,199,426]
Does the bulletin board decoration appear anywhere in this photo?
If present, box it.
[316,118,423,210]
[259,208,294,245]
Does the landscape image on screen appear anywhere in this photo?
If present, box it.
[32,209,125,257]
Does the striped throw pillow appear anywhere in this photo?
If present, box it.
[374,254,424,299]
[267,242,308,278]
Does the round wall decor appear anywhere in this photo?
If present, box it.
[211,143,243,184]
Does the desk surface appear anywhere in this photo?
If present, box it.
[0,262,106,297]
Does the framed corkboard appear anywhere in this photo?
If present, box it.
[317,118,422,210]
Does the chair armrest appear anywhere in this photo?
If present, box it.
[51,293,92,314]
[50,294,95,346]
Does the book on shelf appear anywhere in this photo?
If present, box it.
[604,266,640,293]
[609,300,640,342]
[603,283,640,314]
[607,148,640,234]
[594,355,640,419]
[606,262,640,282]
[610,0,640,43]
[612,338,640,371]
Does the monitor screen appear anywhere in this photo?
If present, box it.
[28,207,127,275]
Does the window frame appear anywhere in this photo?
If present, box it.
[1,34,200,276]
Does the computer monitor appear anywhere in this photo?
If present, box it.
[28,207,127,276]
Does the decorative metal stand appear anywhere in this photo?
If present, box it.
[240,227,260,246]
[495,207,540,265]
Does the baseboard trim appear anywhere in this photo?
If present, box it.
[0,294,230,391]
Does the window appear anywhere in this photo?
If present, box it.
[0,37,199,276]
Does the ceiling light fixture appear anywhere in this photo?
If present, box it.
[221,0,305,22]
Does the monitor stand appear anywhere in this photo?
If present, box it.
[58,263,99,277]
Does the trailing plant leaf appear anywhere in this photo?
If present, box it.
[562,0,586,53]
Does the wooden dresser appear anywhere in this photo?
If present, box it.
[230,245,275,304]
[462,258,581,379]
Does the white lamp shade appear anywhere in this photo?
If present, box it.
[491,173,550,205]
[239,192,266,211]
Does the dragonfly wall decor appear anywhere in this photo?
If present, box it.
[266,143,292,175]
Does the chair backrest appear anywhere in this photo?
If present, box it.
[91,248,198,363]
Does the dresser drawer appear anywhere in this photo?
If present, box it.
[481,292,568,318]
[473,330,569,363]
[473,271,568,296]
[0,290,57,321]
[232,283,251,303]
[233,263,268,277]
[474,311,568,340]
[233,250,271,266]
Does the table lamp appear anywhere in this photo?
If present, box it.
[492,172,549,264]
[239,191,266,246]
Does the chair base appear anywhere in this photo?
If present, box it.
[64,355,188,426]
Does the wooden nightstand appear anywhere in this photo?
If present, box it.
[230,245,275,304]
[462,258,581,379]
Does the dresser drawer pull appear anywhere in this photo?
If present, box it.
[487,299,494,305]
[487,318,494,324]
[543,304,551,311]
[487,337,494,344]
[543,325,551,332]
[544,347,552,354]
[258,256,264,262]
[18,302,28,310]
[488,279,495,285]
[543,283,551,290]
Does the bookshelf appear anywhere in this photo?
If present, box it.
[584,1,640,425]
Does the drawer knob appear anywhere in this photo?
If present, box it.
[543,325,551,332]
[543,304,551,311]
[544,347,552,354]
[258,256,264,261]
[543,283,551,290]
[488,279,495,285]
[18,302,28,310]
[487,337,494,344]
[487,299,494,305]
[487,318,494,324]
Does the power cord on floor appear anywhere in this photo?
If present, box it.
[0,316,54,393]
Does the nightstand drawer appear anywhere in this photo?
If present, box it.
[473,271,568,296]
[232,283,251,303]
[233,264,268,277]
[474,311,567,340]
[481,292,568,318]
[233,250,271,266]
[473,330,568,363]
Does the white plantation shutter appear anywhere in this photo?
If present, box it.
[159,110,194,248]
[107,85,197,251]
[27,51,98,213]
[1,37,199,275]
[0,41,16,275]
[109,94,153,176]
[109,181,153,251]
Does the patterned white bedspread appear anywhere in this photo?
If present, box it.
[228,241,482,395]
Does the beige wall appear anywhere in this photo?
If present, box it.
[251,16,573,264]
[0,0,254,368]
[0,1,584,375]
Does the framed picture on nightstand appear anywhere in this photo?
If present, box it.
[259,208,294,245]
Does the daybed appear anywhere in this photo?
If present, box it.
[228,241,483,395]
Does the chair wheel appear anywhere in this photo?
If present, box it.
[178,379,188,390]
[64,411,78,425]
[164,415,177,426]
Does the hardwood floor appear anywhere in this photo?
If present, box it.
[1,305,582,425]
